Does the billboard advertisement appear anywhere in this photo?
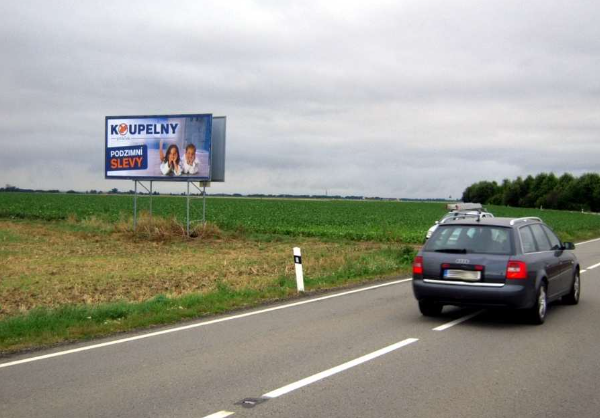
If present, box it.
[105,114,212,181]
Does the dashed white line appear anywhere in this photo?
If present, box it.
[586,262,600,270]
[0,278,412,369]
[433,311,483,331]
[202,411,234,418]
[262,338,418,399]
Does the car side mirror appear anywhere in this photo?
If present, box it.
[562,242,575,250]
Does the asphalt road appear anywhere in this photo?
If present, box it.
[2,239,600,418]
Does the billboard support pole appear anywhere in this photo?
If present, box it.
[186,181,191,236]
[149,181,153,224]
[133,181,153,232]
[203,183,206,224]
[133,181,138,232]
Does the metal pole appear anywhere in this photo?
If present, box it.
[186,181,190,236]
[133,180,137,231]
[149,181,153,224]
[203,183,206,224]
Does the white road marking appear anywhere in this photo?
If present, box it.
[202,411,234,418]
[0,278,412,369]
[586,262,600,270]
[262,338,418,398]
[575,237,600,246]
[581,270,587,274]
[433,311,483,331]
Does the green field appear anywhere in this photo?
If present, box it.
[1,192,600,243]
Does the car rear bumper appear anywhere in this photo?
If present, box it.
[412,278,536,309]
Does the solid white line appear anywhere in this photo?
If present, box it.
[586,262,600,270]
[581,270,587,274]
[575,237,600,246]
[0,278,412,369]
[432,311,483,331]
[202,411,234,418]
[262,338,418,399]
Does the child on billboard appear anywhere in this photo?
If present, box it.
[159,141,182,176]
[181,143,200,175]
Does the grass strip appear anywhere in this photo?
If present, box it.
[0,246,415,354]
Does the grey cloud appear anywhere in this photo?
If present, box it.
[1,0,600,198]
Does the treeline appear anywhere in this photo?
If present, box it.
[0,186,139,195]
[1,185,453,201]
[462,173,600,212]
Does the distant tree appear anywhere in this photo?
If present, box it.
[462,172,600,212]
[555,173,575,210]
[534,173,558,208]
[578,173,600,212]
[519,175,535,207]
[461,180,499,204]
[503,176,523,207]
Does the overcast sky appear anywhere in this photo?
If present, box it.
[1,0,599,198]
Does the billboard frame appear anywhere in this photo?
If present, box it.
[104,113,213,182]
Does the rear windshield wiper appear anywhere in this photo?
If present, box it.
[434,248,468,253]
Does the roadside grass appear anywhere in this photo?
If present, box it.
[0,219,415,353]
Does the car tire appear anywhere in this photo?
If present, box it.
[563,270,581,305]
[529,284,548,325]
[418,300,443,317]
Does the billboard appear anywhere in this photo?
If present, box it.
[105,114,212,181]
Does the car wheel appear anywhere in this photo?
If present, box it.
[418,301,443,317]
[563,270,581,305]
[529,284,548,325]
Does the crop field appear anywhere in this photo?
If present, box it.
[1,192,600,243]
[0,193,445,243]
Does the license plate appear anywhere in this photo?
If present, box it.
[443,269,481,281]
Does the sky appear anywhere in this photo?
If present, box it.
[1,0,599,198]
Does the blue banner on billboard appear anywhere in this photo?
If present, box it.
[105,114,212,181]
[106,145,148,171]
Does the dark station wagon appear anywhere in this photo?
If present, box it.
[412,217,580,324]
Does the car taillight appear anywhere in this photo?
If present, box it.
[413,256,423,274]
[506,261,527,279]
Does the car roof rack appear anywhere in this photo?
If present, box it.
[441,214,481,223]
[509,217,542,226]
[450,209,483,214]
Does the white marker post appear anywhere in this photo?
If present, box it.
[293,247,305,292]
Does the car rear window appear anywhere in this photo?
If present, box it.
[425,225,513,255]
